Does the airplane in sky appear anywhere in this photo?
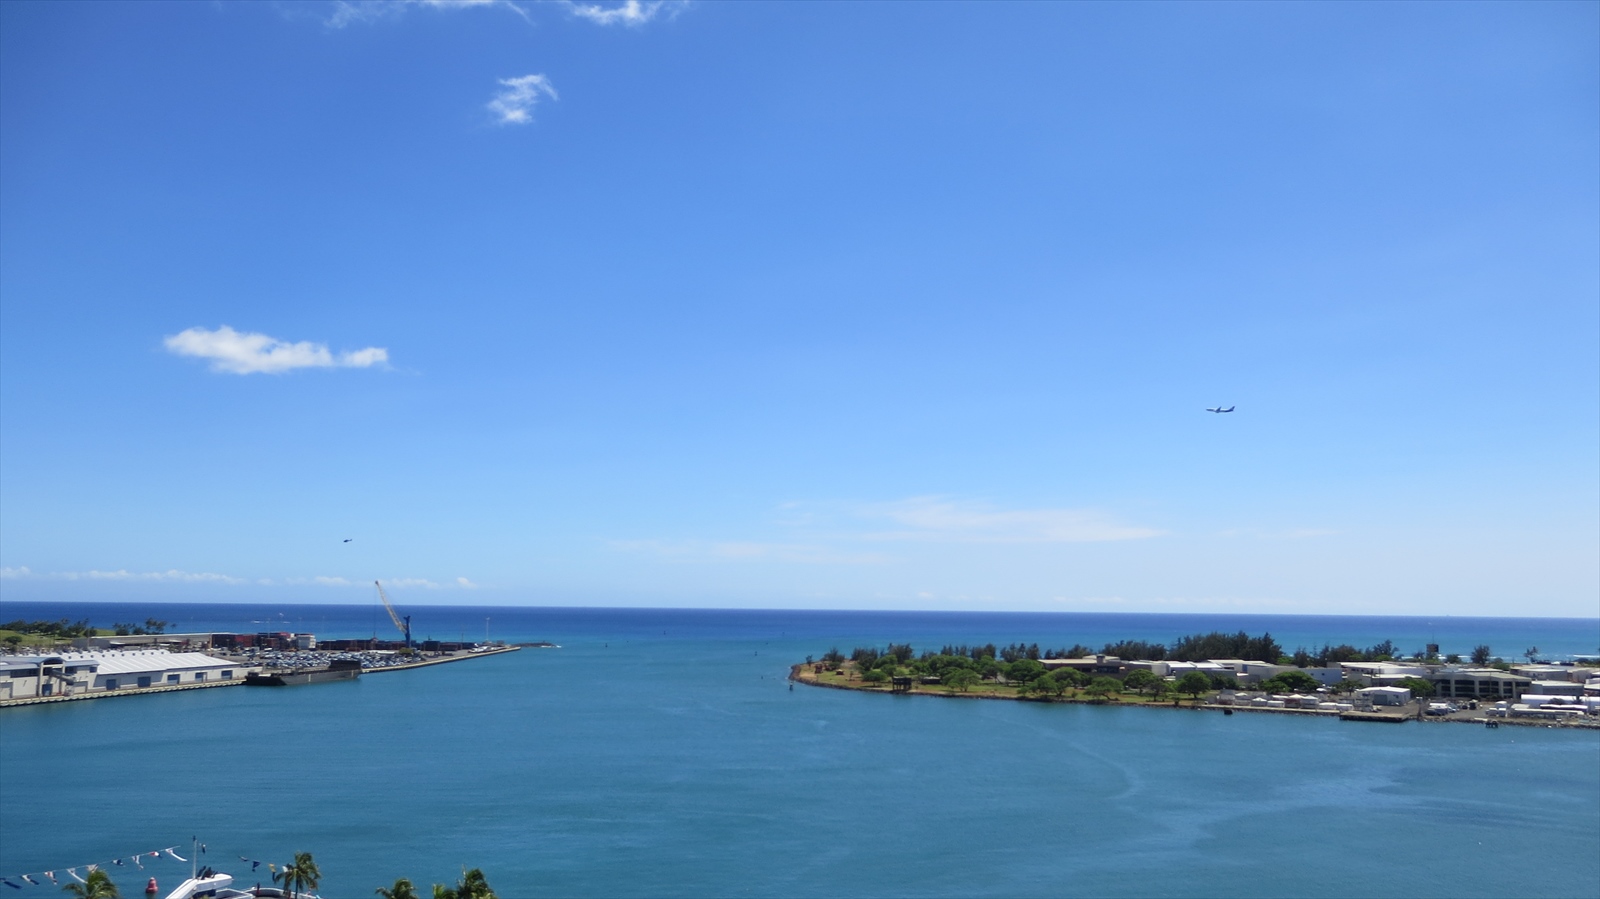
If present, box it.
[1206,406,1235,413]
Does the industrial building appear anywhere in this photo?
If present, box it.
[0,650,258,701]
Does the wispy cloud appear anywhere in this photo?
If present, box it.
[562,0,677,27]
[164,325,389,375]
[324,0,530,29]
[2,567,481,590]
[385,577,443,589]
[851,497,1163,544]
[609,497,1159,569]
[321,0,683,28]
[286,576,356,587]
[488,74,558,125]
[610,539,890,566]
[1,567,247,584]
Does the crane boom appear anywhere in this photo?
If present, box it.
[374,580,413,648]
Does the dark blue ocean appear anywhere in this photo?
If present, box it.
[2,603,1597,898]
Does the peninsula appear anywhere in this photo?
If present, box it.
[791,634,1600,729]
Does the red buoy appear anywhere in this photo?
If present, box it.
[145,876,158,898]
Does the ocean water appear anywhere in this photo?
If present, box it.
[1,604,1597,898]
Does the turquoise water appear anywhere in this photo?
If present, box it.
[2,606,1598,898]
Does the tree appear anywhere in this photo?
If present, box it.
[1101,640,1166,661]
[1524,646,1539,663]
[378,879,420,899]
[1086,676,1121,700]
[1260,670,1321,694]
[943,669,979,692]
[1208,673,1240,691]
[1053,669,1090,693]
[1122,670,1158,696]
[1004,659,1046,686]
[433,869,497,899]
[925,654,977,680]
[62,870,119,899]
[861,669,888,684]
[1470,645,1491,666]
[1398,677,1435,698]
[1028,674,1069,698]
[1169,631,1282,664]
[275,853,321,899]
[1176,671,1212,701]
[850,647,881,671]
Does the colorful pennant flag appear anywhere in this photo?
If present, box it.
[2,842,277,891]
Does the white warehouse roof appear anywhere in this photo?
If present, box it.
[57,650,239,676]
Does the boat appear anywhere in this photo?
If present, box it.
[244,658,362,687]
[160,838,323,899]
[163,870,322,899]
[163,870,251,899]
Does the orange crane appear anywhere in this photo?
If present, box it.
[374,580,413,649]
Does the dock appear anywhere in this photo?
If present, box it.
[362,644,521,674]
[1338,710,1409,723]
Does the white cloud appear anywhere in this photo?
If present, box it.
[609,496,1158,570]
[285,576,355,587]
[610,539,889,565]
[325,0,529,28]
[853,497,1163,544]
[11,568,250,584]
[385,577,442,589]
[1,567,485,591]
[164,325,390,375]
[321,0,679,29]
[488,74,558,125]
[563,0,674,27]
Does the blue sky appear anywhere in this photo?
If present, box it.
[1,0,1595,616]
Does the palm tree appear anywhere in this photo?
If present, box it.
[432,868,497,899]
[273,853,321,898]
[61,870,120,899]
[376,878,419,899]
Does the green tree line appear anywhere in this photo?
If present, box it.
[2,618,97,638]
